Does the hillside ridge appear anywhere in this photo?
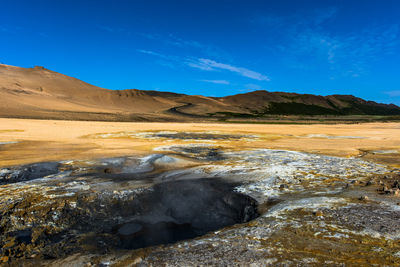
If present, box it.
[1,64,399,121]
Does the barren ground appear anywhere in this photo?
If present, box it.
[1,118,400,266]
[1,118,400,167]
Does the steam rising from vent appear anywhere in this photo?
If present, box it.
[112,178,259,249]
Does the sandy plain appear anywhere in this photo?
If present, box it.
[0,118,400,167]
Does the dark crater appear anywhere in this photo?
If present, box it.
[112,179,258,249]
[2,178,259,260]
[0,162,60,185]
[165,145,226,161]
[149,132,249,140]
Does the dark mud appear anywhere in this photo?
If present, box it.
[0,162,60,185]
[149,132,250,140]
[112,179,258,250]
[0,176,258,262]
[163,145,226,161]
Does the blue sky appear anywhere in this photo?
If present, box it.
[1,0,400,104]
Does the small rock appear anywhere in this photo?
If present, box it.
[393,188,400,196]
[313,210,323,216]
[381,185,390,193]
[3,238,16,248]
[279,184,288,190]
[365,180,374,186]
[103,168,113,174]
[359,195,369,201]
[132,257,143,265]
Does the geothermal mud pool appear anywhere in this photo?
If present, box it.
[1,131,400,266]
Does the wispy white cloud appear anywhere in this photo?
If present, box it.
[244,83,263,91]
[291,24,400,76]
[187,61,214,71]
[137,49,181,69]
[200,79,230,85]
[239,89,254,93]
[137,49,165,57]
[137,49,179,61]
[385,90,400,97]
[138,49,269,81]
[255,7,400,78]
[187,58,270,81]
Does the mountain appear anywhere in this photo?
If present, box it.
[1,64,399,121]
[217,91,400,116]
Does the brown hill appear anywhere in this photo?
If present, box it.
[1,64,399,121]
[0,64,239,121]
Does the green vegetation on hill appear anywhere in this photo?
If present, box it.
[265,102,339,115]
